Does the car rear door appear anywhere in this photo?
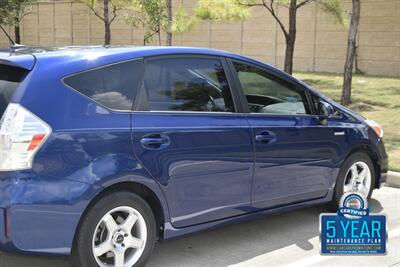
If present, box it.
[227,59,340,209]
[131,55,254,228]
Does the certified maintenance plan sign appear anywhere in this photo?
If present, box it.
[320,193,387,255]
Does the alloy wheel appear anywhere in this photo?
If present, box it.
[343,161,372,197]
[92,206,147,267]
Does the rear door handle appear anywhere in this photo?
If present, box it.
[255,131,276,143]
[140,134,170,150]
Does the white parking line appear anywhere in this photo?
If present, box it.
[282,227,400,267]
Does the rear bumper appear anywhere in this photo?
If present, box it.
[0,205,21,253]
[0,208,21,254]
[0,208,6,249]
[0,171,91,255]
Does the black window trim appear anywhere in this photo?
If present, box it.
[308,91,345,120]
[0,64,30,117]
[134,54,245,115]
[225,57,318,117]
[62,58,145,113]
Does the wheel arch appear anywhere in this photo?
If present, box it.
[72,180,168,252]
[344,143,381,189]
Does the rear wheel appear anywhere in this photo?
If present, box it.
[331,152,375,209]
[71,191,156,267]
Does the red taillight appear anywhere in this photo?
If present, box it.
[27,134,46,151]
[0,103,52,171]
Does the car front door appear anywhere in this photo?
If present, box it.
[131,56,254,228]
[228,60,341,209]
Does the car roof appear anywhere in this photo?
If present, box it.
[6,45,346,118]
[3,46,269,76]
[12,46,242,61]
[3,45,309,95]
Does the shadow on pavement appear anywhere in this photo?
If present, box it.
[0,197,384,267]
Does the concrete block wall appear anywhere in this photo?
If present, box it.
[0,0,399,76]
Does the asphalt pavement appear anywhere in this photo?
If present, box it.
[1,186,399,267]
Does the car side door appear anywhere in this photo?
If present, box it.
[227,59,342,209]
[131,55,254,228]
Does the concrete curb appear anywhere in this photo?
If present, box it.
[386,171,400,188]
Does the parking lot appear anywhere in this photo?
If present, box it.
[1,186,399,267]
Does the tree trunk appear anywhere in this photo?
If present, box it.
[166,0,172,46]
[14,2,21,44]
[103,0,111,45]
[14,25,21,44]
[341,0,360,106]
[284,0,297,75]
[104,22,111,45]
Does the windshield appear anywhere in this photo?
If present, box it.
[0,64,27,117]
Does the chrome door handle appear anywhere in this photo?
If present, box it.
[255,131,276,143]
[140,134,171,150]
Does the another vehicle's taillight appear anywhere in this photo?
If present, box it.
[0,103,51,171]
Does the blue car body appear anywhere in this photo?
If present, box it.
[0,46,388,255]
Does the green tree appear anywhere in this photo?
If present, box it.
[124,0,167,45]
[124,0,197,46]
[195,0,346,75]
[80,0,130,45]
[171,6,199,34]
[166,0,172,45]
[0,0,37,44]
[195,0,250,21]
[165,1,199,45]
[341,0,360,106]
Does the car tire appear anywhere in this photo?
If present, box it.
[71,191,157,267]
[330,152,376,210]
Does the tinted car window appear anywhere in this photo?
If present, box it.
[233,62,310,115]
[143,58,235,112]
[64,60,142,110]
[0,65,27,117]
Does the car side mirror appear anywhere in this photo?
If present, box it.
[318,100,334,125]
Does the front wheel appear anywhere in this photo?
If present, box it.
[71,191,157,267]
[331,152,375,209]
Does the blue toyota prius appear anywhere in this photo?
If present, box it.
[0,46,388,266]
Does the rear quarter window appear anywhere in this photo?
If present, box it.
[0,64,27,117]
[63,59,142,111]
